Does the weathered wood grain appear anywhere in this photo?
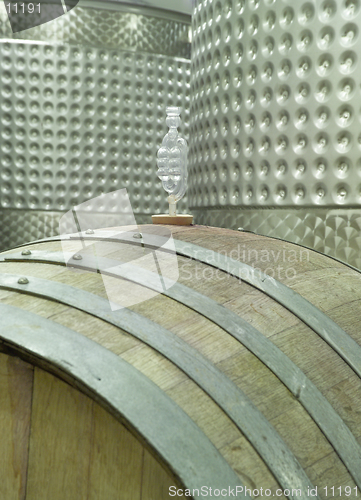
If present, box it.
[1,225,361,500]
[141,449,182,500]
[0,353,33,500]
[88,402,143,500]
[26,369,93,500]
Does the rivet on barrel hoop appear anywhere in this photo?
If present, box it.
[18,277,29,285]
[85,229,94,235]
[72,254,83,261]
[21,249,32,256]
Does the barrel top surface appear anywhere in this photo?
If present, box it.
[0,224,361,499]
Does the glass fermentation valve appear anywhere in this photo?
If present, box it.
[152,107,193,225]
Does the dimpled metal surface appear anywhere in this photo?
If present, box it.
[0,4,191,58]
[0,210,62,251]
[189,0,361,208]
[0,209,153,252]
[0,2,191,229]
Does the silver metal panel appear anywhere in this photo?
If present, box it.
[94,0,193,17]
[0,273,318,497]
[0,303,245,499]
[0,210,62,251]
[189,0,361,208]
[0,3,191,57]
[0,0,191,229]
[79,1,192,20]
[0,39,190,215]
[2,249,361,487]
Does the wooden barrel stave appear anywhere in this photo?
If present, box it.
[170,232,361,447]
[26,366,181,500]
[4,250,360,460]
[171,226,361,336]
[131,262,360,460]
[0,352,180,500]
[0,272,292,496]
[0,303,294,492]
[1,225,361,499]
[172,240,361,370]
[169,231,361,493]
[0,303,244,500]
[0,260,354,474]
[0,354,33,500]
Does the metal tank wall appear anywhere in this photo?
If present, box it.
[0,1,191,250]
[189,0,361,269]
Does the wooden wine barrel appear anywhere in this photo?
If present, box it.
[0,224,361,500]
